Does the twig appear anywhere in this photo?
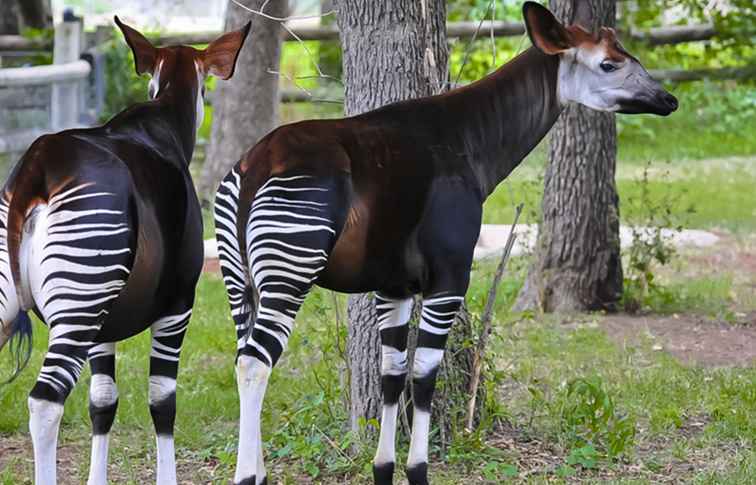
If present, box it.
[314,423,356,465]
[454,0,496,85]
[489,0,496,67]
[230,0,336,22]
[229,0,342,103]
[464,203,524,432]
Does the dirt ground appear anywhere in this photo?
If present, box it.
[601,313,756,367]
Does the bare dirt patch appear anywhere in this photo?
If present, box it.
[601,313,756,367]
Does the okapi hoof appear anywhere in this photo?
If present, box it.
[373,461,395,484]
[406,462,429,485]
[235,477,267,485]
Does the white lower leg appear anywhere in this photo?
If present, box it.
[374,404,399,466]
[29,397,64,485]
[235,354,271,484]
[256,425,265,483]
[407,409,431,468]
[149,375,177,485]
[88,435,110,485]
[87,374,118,485]
[155,435,176,485]
[407,347,444,469]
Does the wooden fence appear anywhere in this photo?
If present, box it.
[0,16,105,156]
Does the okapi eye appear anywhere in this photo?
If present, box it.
[600,61,618,73]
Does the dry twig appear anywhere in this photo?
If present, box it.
[465,203,524,431]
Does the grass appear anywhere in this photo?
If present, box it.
[483,157,756,233]
[1,251,755,483]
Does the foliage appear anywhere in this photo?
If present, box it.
[621,160,691,313]
[101,29,149,122]
[528,375,636,463]
[621,0,756,68]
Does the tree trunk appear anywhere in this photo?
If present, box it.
[0,1,21,35]
[18,0,52,30]
[196,0,286,202]
[335,0,449,440]
[515,0,622,313]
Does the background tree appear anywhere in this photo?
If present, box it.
[515,0,622,313]
[0,0,51,35]
[18,0,52,30]
[196,0,287,202]
[334,0,449,438]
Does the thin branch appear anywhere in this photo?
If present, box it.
[229,0,342,104]
[465,203,524,432]
[229,0,335,22]
[454,0,496,85]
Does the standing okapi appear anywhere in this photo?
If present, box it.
[0,18,250,485]
[214,3,677,485]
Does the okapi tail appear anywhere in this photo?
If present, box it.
[1,311,32,385]
[1,142,47,384]
[6,148,46,312]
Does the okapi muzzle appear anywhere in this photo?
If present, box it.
[523,1,678,116]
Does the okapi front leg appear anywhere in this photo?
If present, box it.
[149,308,192,485]
[87,342,118,485]
[407,294,464,485]
[373,294,413,485]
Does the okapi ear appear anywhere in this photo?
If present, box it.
[522,1,573,55]
[202,21,252,80]
[114,16,157,75]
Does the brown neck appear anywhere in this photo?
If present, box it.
[442,47,562,197]
[106,82,199,166]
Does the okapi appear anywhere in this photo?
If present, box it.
[0,18,250,485]
[214,3,677,485]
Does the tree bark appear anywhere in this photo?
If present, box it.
[515,0,622,313]
[196,0,286,202]
[335,0,449,439]
[18,0,52,30]
[0,1,21,35]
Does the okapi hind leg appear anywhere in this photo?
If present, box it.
[148,307,193,485]
[214,165,255,356]
[373,294,414,485]
[87,342,118,485]
[26,179,133,485]
[406,294,464,485]
[234,173,347,485]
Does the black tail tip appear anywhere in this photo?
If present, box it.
[3,311,33,385]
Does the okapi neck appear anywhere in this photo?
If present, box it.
[105,87,198,166]
[158,88,199,164]
[445,47,562,198]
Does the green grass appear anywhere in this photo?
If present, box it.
[1,255,754,482]
[483,158,756,233]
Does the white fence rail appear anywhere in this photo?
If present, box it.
[0,60,90,87]
[0,17,94,157]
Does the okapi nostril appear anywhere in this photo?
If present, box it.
[663,93,678,110]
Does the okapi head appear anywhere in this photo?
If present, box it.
[523,1,678,116]
[114,16,251,131]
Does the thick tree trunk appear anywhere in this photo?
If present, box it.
[335,0,449,439]
[515,0,622,313]
[0,1,21,35]
[196,0,286,202]
[18,0,52,30]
